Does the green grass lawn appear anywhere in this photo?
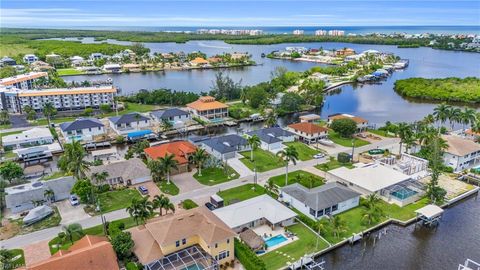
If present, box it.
[268,170,325,188]
[97,189,142,213]
[315,158,354,171]
[328,131,370,147]
[3,151,17,159]
[260,223,329,270]
[0,123,13,130]
[7,249,25,269]
[157,181,180,195]
[368,129,396,138]
[181,199,198,210]
[217,184,266,205]
[284,141,320,161]
[0,130,22,137]
[41,171,72,180]
[193,166,240,186]
[57,68,85,76]
[240,149,283,172]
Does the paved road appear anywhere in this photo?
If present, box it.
[0,137,399,249]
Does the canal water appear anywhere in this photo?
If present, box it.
[321,196,480,270]
[62,39,480,125]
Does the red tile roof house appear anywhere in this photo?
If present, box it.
[144,141,197,174]
[287,122,329,144]
[327,113,369,133]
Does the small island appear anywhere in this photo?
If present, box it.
[394,77,480,103]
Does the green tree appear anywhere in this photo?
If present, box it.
[265,180,278,195]
[71,179,94,203]
[299,78,325,106]
[277,145,299,186]
[147,158,164,183]
[0,249,15,270]
[42,102,57,126]
[247,135,261,161]
[160,119,173,132]
[0,110,10,125]
[331,118,357,138]
[330,215,347,239]
[43,189,55,203]
[244,85,268,109]
[111,231,134,260]
[460,107,477,131]
[279,92,304,112]
[58,140,90,179]
[125,140,149,160]
[0,161,23,184]
[190,148,208,177]
[159,153,178,185]
[0,66,16,78]
[397,122,413,155]
[209,72,242,100]
[433,103,451,128]
[62,223,84,244]
[83,107,94,116]
[126,197,154,225]
[425,137,447,204]
[99,104,112,114]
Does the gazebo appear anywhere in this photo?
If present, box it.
[239,229,265,251]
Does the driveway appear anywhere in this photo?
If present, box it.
[132,181,162,201]
[228,155,254,177]
[55,200,91,225]
[23,240,51,266]
[171,171,205,193]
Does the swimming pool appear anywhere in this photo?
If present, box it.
[181,264,204,270]
[390,187,418,200]
[265,234,288,248]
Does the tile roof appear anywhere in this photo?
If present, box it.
[328,114,368,124]
[288,122,328,135]
[282,182,360,211]
[144,141,197,164]
[15,86,116,97]
[151,108,189,120]
[129,207,235,264]
[60,118,104,132]
[202,134,247,154]
[247,127,294,144]
[27,235,119,270]
[0,72,48,86]
[109,113,149,125]
[187,96,228,111]
[190,57,209,64]
[442,135,480,156]
[85,158,150,182]
[465,129,480,136]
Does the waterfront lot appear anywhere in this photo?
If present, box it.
[97,188,142,213]
[328,131,370,147]
[217,184,266,205]
[260,223,330,270]
[193,166,239,186]
[284,141,320,161]
[240,149,283,172]
[420,174,476,200]
[268,170,325,188]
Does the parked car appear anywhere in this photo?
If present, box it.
[205,202,216,211]
[138,186,149,195]
[313,153,326,159]
[69,195,79,206]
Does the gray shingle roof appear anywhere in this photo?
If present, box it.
[282,182,360,211]
[247,127,294,144]
[85,158,150,183]
[109,113,149,125]
[60,118,104,132]
[202,134,247,154]
[151,108,189,120]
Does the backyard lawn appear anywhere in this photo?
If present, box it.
[368,129,396,138]
[217,184,266,205]
[268,170,325,188]
[41,171,72,180]
[193,166,239,186]
[328,131,370,147]
[315,158,354,171]
[157,181,180,195]
[284,141,320,161]
[56,68,85,76]
[260,223,330,270]
[0,130,22,137]
[240,149,283,172]
[97,189,142,213]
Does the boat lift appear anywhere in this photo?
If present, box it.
[288,254,326,270]
[414,204,444,228]
[458,259,480,270]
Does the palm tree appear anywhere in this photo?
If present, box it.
[433,103,450,128]
[165,202,175,214]
[44,189,55,203]
[42,102,57,127]
[152,194,171,216]
[0,110,9,125]
[448,107,462,130]
[126,197,154,225]
[422,114,435,125]
[92,171,109,185]
[460,107,477,131]
[147,159,164,182]
[160,119,173,132]
[397,122,412,155]
[62,223,84,244]
[264,110,277,128]
[159,154,178,184]
[58,140,90,179]
[265,180,278,195]
[361,193,384,225]
[330,216,347,239]
[190,148,208,177]
[247,135,261,161]
[277,145,299,187]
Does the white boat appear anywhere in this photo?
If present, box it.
[319,139,335,146]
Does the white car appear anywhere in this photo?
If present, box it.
[313,153,326,159]
[69,195,79,206]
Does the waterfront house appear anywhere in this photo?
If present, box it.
[103,64,121,73]
[287,122,328,144]
[69,55,85,67]
[0,56,17,66]
[299,114,321,123]
[201,134,248,160]
[108,112,152,136]
[442,135,480,172]
[26,235,119,270]
[90,53,104,61]
[85,158,150,186]
[150,108,190,129]
[23,54,39,64]
[2,127,54,150]
[31,61,53,72]
[186,96,228,123]
[246,127,295,152]
[60,118,105,143]
[281,183,360,220]
[0,72,48,90]
[144,141,197,174]
[5,176,75,213]
[129,207,236,268]
[13,142,62,165]
[190,57,209,67]
[45,53,62,65]
[231,52,249,60]
[328,113,368,133]
[212,194,297,233]
[335,48,356,56]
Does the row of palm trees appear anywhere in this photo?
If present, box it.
[432,103,478,131]
[126,194,175,225]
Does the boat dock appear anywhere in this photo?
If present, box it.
[288,254,325,270]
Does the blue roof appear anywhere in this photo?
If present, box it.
[127,129,152,138]
[109,113,149,125]
[202,134,247,154]
[246,127,294,144]
[151,108,189,120]
[60,118,104,132]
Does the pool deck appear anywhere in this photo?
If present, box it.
[253,225,298,254]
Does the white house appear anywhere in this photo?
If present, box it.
[69,56,85,67]
[59,118,106,143]
[213,194,297,233]
[90,53,104,61]
[108,112,152,136]
[299,114,321,123]
[442,135,480,172]
[103,64,121,73]
[201,134,249,160]
[150,108,190,129]
[287,122,328,144]
[246,127,295,152]
[23,54,38,64]
[281,183,360,219]
[2,127,54,150]
[328,113,368,133]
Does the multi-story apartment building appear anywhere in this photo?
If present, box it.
[293,29,305,35]
[315,30,327,36]
[0,72,48,90]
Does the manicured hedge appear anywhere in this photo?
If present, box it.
[234,238,266,270]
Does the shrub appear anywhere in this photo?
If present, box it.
[100,103,112,113]
[331,118,357,138]
[234,238,266,270]
[111,232,134,260]
[83,108,94,116]
[97,184,111,193]
[126,262,141,270]
[337,152,351,163]
[115,135,125,144]
[181,199,198,210]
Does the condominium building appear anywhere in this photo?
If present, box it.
[293,30,305,35]
[328,30,345,36]
[0,72,48,90]
[315,30,327,36]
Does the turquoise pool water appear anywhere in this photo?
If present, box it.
[390,187,418,200]
[265,234,288,248]
[181,264,204,270]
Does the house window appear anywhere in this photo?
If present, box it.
[309,208,316,217]
[218,250,228,260]
[325,207,331,215]
[317,209,324,217]
[182,238,186,245]
[332,204,338,211]
[215,243,218,248]
[175,240,180,247]
[227,238,230,244]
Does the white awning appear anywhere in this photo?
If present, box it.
[415,204,444,219]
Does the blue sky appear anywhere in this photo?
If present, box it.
[1,0,479,27]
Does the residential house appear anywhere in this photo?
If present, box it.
[45,53,62,65]
[442,135,480,172]
[23,54,39,64]
[31,61,54,72]
[335,48,356,56]
[69,56,85,67]
[90,53,104,61]
[13,143,62,165]
[213,195,297,233]
[246,127,295,152]
[2,127,54,150]
[287,122,328,144]
[281,183,360,220]
[26,235,119,270]
[150,108,190,129]
[144,141,197,174]
[85,158,150,186]
[129,207,236,268]
[328,113,368,133]
[5,176,75,213]
[231,52,249,60]
[186,96,228,123]
[108,112,151,136]
[1,56,16,66]
[103,64,121,73]
[299,114,321,123]
[190,57,209,67]
[201,134,248,160]
[60,118,106,143]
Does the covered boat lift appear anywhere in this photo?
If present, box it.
[415,204,444,227]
